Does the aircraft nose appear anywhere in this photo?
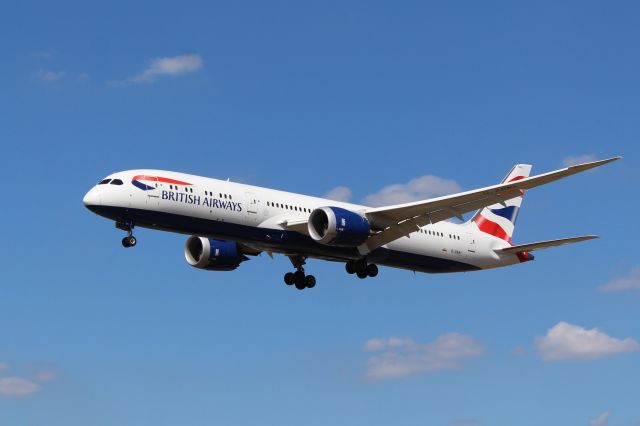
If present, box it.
[83,187,101,208]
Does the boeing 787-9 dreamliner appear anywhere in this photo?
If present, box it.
[83,157,619,290]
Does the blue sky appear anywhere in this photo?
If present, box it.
[1,1,638,425]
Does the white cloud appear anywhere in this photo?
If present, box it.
[363,333,484,380]
[363,336,416,351]
[589,411,610,426]
[363,175,461,207]
[0,377,41,396]
[35,69,65,82]
[116,53,203,85]
[323,186,352,202]
[31,50,53,59]
[563,154,596,167]
[536,322,640,361]
[599,266,640,292]
[33,371,57,382]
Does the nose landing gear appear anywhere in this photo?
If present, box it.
[116,220,137,248]
[284,255,316,290]
[122,235,137,248]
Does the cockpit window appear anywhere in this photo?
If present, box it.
[98,179,111,185]
[110,179,124,185]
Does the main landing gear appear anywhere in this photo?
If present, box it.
[284,255,316,290]
[116,219,137,248]
[345,259,378,279]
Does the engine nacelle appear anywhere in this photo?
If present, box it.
[308,207,370,246]
[184,236,249,271]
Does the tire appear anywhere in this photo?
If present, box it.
[355,260,367,275]
[128,236,137,247]
[345,262,356,274]
[122,237,131,248]
[284,272,295,285]
[356,270,368,279]
[305,275,316,288]
[294,271,306,289]
[366,264,379,278]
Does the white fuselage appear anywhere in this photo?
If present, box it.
[83,169,524,274]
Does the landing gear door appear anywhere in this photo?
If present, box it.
[466,232,476,256]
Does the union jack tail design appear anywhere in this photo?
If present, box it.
[469,164,532,245]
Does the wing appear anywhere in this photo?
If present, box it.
[278,218,310,236]
[495,235,598,253]
[358,157,619,254]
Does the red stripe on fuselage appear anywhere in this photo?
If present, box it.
[474,215,512,245]
[132,175,193,186]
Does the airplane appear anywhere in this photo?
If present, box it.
[83,157,619,290]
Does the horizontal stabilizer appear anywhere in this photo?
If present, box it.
[496,235,598,253]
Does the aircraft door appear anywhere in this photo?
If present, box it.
[245,192,259,222]
[146,176,160,206]
[466,232,476,256]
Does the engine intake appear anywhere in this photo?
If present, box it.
[308,207,370,246]
[184,236,249,271]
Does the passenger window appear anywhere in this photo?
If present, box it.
[98,179,111,185]
[111,179,123,185]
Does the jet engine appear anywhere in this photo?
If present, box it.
[308,207,370,247]
[184,236,249,271]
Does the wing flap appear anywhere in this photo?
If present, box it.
[495,235,598,253]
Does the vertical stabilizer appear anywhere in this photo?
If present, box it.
[469,164,532,244]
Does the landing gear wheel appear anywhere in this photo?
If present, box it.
[356,270,368,279]
[294,270,306,290]
[345,262,356,274]
[305,275,316,288]
[122,236,136,247]
[284,272,295,285]
[354,260,367,275]
[366,264,378,278]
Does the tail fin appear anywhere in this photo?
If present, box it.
[469,163,532,245]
